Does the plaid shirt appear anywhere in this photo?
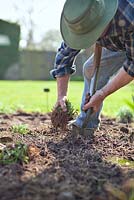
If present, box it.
[50,0,134,78]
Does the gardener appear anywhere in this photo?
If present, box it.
[50,0,134,134]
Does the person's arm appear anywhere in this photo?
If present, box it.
[83,67,133,112]
[83,33,134,113]
[100,68,133,97]
[50,42,80,110]
[56,74,70,111]
[50,42,80,79]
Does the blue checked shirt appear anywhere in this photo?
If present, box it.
[50,0,134,78]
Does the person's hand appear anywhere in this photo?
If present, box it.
[83,90,105,113]
[55,96,67,112]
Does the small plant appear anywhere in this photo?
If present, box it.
[11,124,29,135]
[66,100,78,120]
[0,143,29,165]
[117,106,133,123]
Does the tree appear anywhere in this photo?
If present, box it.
[38,29,62,51]
[12,0,47,49]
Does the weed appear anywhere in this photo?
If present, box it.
[117,106,133,123]
[0,143,29,165]
[107,156,134,168]
[11,124,29,135]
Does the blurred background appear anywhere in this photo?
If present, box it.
[0,0,92,80]
[0,0,132,118]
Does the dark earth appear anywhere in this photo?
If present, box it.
[0,111,134,200]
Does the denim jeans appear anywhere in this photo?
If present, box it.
[74,48,126,128]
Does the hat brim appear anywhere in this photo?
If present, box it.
[60,0,118,49]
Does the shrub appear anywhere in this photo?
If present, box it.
[117,107,133,123]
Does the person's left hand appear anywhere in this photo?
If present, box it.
[82,90,105,113]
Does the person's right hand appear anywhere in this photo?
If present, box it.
[55,96,67,112]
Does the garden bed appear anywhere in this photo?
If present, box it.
[0,111,134,200]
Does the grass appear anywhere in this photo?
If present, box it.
[0,80,133,117]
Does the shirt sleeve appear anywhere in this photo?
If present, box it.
[50,42,80,78]
[123,32,134,77]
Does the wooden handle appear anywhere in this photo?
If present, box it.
[93,43,102,69]
[91,43,102,95]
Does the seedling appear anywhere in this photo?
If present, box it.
[117,107,133,123]
[0,143,29,165]
[11,124,29,135]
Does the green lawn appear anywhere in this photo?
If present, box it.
[0,80,133,117]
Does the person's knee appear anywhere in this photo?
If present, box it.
[83,61,91,75]
[83,60,94,80]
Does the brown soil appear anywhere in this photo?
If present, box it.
[0,111,134,200]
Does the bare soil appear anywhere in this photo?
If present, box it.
[0,111,134,200]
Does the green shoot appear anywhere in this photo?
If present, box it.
[116,106,133,123]
[0,143,29,165]
[11,124,29,135]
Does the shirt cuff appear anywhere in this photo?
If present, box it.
[50,65,76,79]
[123,59,134,77]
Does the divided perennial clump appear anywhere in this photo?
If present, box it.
[51,100,78,130]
